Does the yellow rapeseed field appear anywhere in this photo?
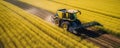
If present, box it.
[0,1,99,48]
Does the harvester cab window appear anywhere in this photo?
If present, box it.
[68,13,76,21]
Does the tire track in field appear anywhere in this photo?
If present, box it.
[4,0,54,23]
[98,34,120,48]
[4,0,120,48]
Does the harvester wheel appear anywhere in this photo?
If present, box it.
[61,22,69,30]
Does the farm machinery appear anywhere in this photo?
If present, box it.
[53,9,102,34]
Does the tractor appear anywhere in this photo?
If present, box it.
[53,9,102,34]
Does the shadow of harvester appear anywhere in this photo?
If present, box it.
[74,21,108,38]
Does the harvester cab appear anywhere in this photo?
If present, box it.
[54,9,81,21]
[54,9,102,34]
